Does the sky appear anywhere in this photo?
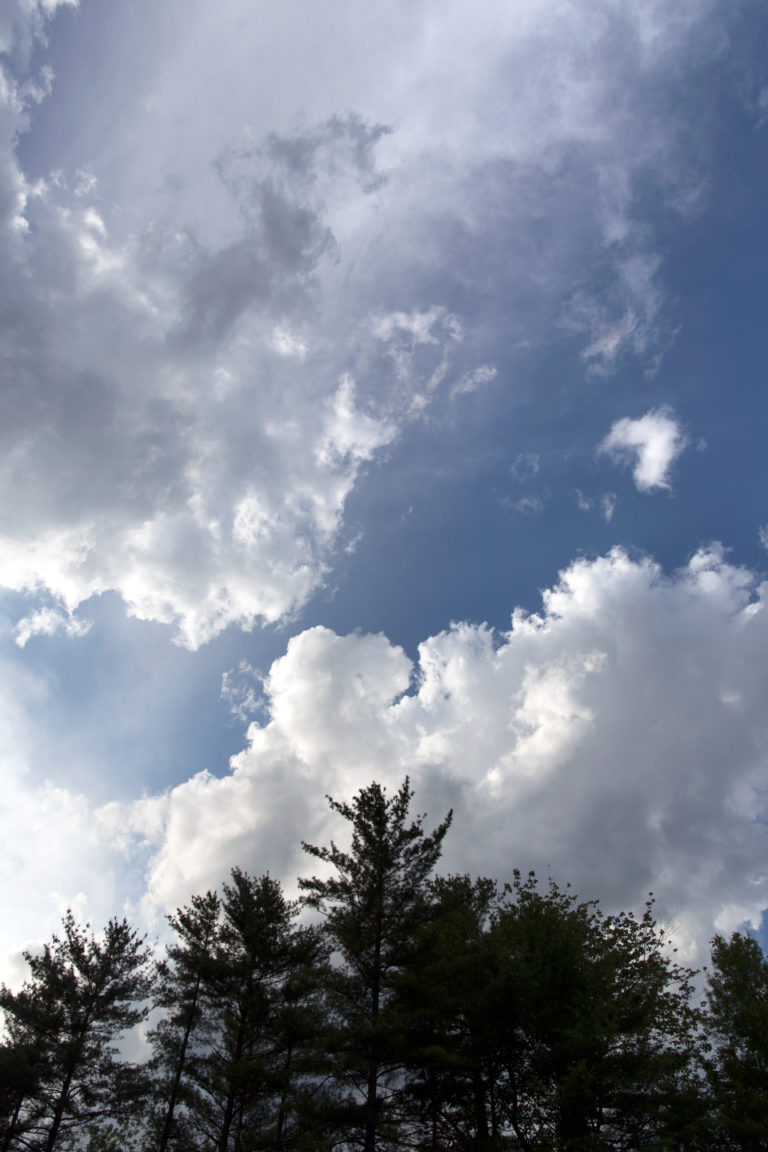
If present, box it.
[1,0,768,984]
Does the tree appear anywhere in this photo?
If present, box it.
[148,889,222,1152]
[0,910,153,1152]
[394,874,501,1152]
[175,870,327,1152]
[299,778,452,1152]
[487,873,704,1152]
[398,872,706,1151]
[0,1036,46,1151]
[706,931,768,1150]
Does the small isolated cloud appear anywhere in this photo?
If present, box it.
[574,491,616,521]
[512,453,540,481]
[512,495,545,516]
[451,364,497,398]
[759,525,768,552]
[271,327,308,359]
[598,406,687,492]
[601,492,617,522]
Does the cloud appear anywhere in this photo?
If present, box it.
[3,543,767,977]
[599,406,687,491]
[0,645,137,985]
[451,364,497,398]
[512,453,540,481]
[0,85,468,646]
[0,0,730,650]
[512,495,546,516]
[220,659,265,726]
[601,492,617,521]
[97,544,767,965]
[0,4,731,635]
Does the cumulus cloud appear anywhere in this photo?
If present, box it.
[4,544,768,977]
[94,545,767,965]
[599,406,687,491]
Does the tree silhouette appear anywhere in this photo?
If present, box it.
[0,912,152,1152]
[300,778,452,1152]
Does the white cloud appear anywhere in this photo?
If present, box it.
[599,406,687,492]
[90,545,766,966]
[3,544,767,976]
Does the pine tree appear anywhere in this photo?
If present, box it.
[175,870,326,1152]
[148,889,222,1151]
[0,1036,46,1151]
[0,911,153,1152]
[394,874,500,1152]
[706,931,768,1150]
[299,778,452,1152]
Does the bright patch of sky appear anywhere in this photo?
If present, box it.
[2,0,768,979]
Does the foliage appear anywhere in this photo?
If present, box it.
[488,872,704,1151]
[705,931,768,1150]
[0,911,153,1152]
[3,779,762,1152]
[300,778,452,1152]
[158,869,329,1152]
[148,888,222,1151]
[397,871,705,1151]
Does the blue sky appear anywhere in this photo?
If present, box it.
[1,0,768,981]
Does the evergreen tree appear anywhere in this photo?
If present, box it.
[0,911,153,1152]
[299,778,452,1152]
[148,889,222,1152]
[179,870,325,1152]
[0,1037,46,1151]
[706,931,768,1151]
[394,874,501,1151]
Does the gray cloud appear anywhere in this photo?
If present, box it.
[0,0,732,647]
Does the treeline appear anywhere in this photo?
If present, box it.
[1,779,767,1151]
